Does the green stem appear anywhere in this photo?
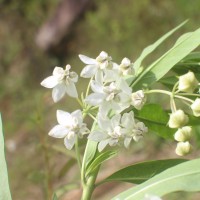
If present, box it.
[75,137,82,173]
[178,93,200,98]
[81,166,100,200]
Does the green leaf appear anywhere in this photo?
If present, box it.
[112,158,200,200]
[102,159,186,184]
[0,114,12,200]
[83,140,98,171]
[134,20,187,73]
[82,123,98,175]
[86,150,117,177]
[135,104,175,139]
[132,27,200,90]
[158,76,178,89]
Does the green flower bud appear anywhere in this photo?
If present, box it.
[178,71,198,93]
[175,141,192,156]
[191,98,200,117]
[174,126,192,142]
[168,110,188,128]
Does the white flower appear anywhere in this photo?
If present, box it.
[168,110,188,128]
[121,112,148,148]
[191,98,200,117]
[41,65,78,102]
[79,51,113,78]
[131,90,146,110]
[49,110,89,150]
[85,78,132,116]
[88,114,123,152]
[174,126,192,142]
[175,141,192,156]
[118,57,135,76]
[178,71,198,93]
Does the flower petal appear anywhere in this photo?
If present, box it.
[98,139,109,152]
[85,93,104,106]
[124,137,132,148]
[64,135,76,150]
[81,65,97,78]
[41,76,59,88]
[88,131,108,142]
[52,83,66,102]
[57,110,71,126]
[98,115,112,131]
[111,114,121,128]
[48,125,68,138]
[121,112,135,128]
[65,81,78,98]
[79,54,96,64]
[91,80,103,93]
[71,110,83,124]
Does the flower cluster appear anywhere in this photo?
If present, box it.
[41,52,199,156]
[41,51,147,151]
[168,71,200,156]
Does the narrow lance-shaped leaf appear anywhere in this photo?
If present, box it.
[86,150,117,177]
[132,27,200,90]
[135,104,175,139]
[112,158,200,200]
[134,20,187,73]
[101,159,186,185]
[0,114,12,200]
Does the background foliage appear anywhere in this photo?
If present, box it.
[1,0,200,199]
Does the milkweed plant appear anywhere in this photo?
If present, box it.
[40,21,200,200]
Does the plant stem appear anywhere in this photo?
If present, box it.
[81,166,100,200]
[75,137,82,173]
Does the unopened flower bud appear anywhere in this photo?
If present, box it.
[174,126,192,142]
[178,71,198,93]
[168,110,188,128]
[119,57,135,76]
[175,141,192,156]
[191,98,200,117]
[131,90,146,110]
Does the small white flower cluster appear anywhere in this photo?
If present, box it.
[41,51,147,150]
[168,71,200,156]
[79,51,147,151]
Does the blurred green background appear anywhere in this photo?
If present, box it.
[1,0,200,199]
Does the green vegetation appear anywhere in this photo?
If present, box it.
[1,0,200,199]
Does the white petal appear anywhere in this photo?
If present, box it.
[88,131,108,142]
[119,79,132,94]
[53,67,65,79]
[57,110,71,126]
[48,125,68,138]
[99,102,111,117]
[71,110,83,124]
[91,80,103,93]
[65,81,78,98]
[79,54,96,64]
[124,137,132,148]
[104,69,119,82]
[95,70,104,84]
[81,65,98,78]
[85,93,104,106]
[98,115,112,131]
[64,135,76,150]
[41,76,59,88]
[52,83,66,102]
[98,139,109,152]
[70,72,78,83]
[109,138,118,146]
[121,112,135,128]
[111,114,121,128]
